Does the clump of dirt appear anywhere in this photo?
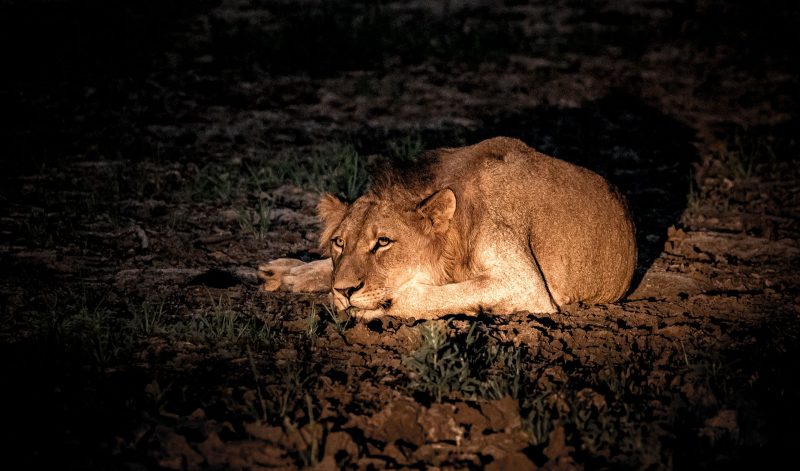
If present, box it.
[1,0,798,469]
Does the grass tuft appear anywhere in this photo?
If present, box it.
[129,298,166,336]
[724,132,777,179]
[238,198,272,241]
[244,142,370,201]
[192,163,237,202]
[404,320,525,403]
[387,134,425,163]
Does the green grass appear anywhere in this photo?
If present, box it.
[129,298,166,336]
[194,309,249,343]
[403,320,668,466]
[238,198,272,241]
[724,132,778,179]
[32,288,134,369]
[403,320,524,403]
[248,321,281,352]
[305,304,322,348]
[193,142,370,205]
[65,304,131,367]
[517,351,667,467]
[387,134,425,163]
[247,350,319,428]
[190,136,425,209]
[196,292,242,340]
[321,302,353,338]
[298,143,368,201]
[192,162,237,202]
[20,207,54,247]
[176,291,281,351]
[687,171,705,209]
[244,159,298,192]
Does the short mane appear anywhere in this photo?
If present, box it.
[366,151,481,284]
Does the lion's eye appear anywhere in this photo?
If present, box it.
[372,236,392,253]
[332,237,344,249]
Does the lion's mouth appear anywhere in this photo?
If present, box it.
[333,287,389,312]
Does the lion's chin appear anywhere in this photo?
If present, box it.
[347,300,384,311]
[345,307,386,320]
[341,298,392,317]
[333,296,377,313]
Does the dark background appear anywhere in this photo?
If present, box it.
[1,0,798,469]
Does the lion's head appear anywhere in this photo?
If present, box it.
[317,187,457,312]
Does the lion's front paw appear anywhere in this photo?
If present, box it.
[258,258,305,291]
[258,258,332,293]
[384,282,428,318]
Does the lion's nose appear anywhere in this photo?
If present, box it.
[335,280,364,300]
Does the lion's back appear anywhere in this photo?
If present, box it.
[431,137,637,306]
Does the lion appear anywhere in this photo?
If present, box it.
[258,137,636,320]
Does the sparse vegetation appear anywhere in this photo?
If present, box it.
[182,293,269,349]
[192,162,237,203]
[248,320,281,352]
[63,298,132,367]
[520,361,665,467]
[301,143,369,201]
[27,288,133,369]
[305,304,322,347]
[687,171,705,209]
[191,143,370,206]
[238,198,272,240]
[387,134,425,163]
[403,320,671,467]
[129,297,166,336]
[322,302,353,337]
[404,321,526,403]
[724,132,779,179]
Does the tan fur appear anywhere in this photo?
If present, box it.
[259,137,637,319]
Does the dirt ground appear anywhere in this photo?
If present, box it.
[1,0,799,469]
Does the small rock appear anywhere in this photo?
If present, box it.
[419,403,463,443]
[244,421,284,442]
[486,451,538,471]
[699,409,739,442]
[543,425,572,462]
[220,209,240,223]
[480,396,521,432]
[313,455,338,471]
[454,402,490,433]
[364,398,425,445]
[324,431,359,460]
[197,432,227,467]
[149,425,204,470]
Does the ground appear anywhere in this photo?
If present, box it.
[1,0,799,469]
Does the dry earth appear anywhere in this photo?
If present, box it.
[1,0,799,469]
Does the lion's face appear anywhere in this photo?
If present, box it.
[317,189,456,312]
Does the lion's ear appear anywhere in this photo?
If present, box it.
[417,188,456,234]
[317,193,348,251]
[318,193,348,228]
